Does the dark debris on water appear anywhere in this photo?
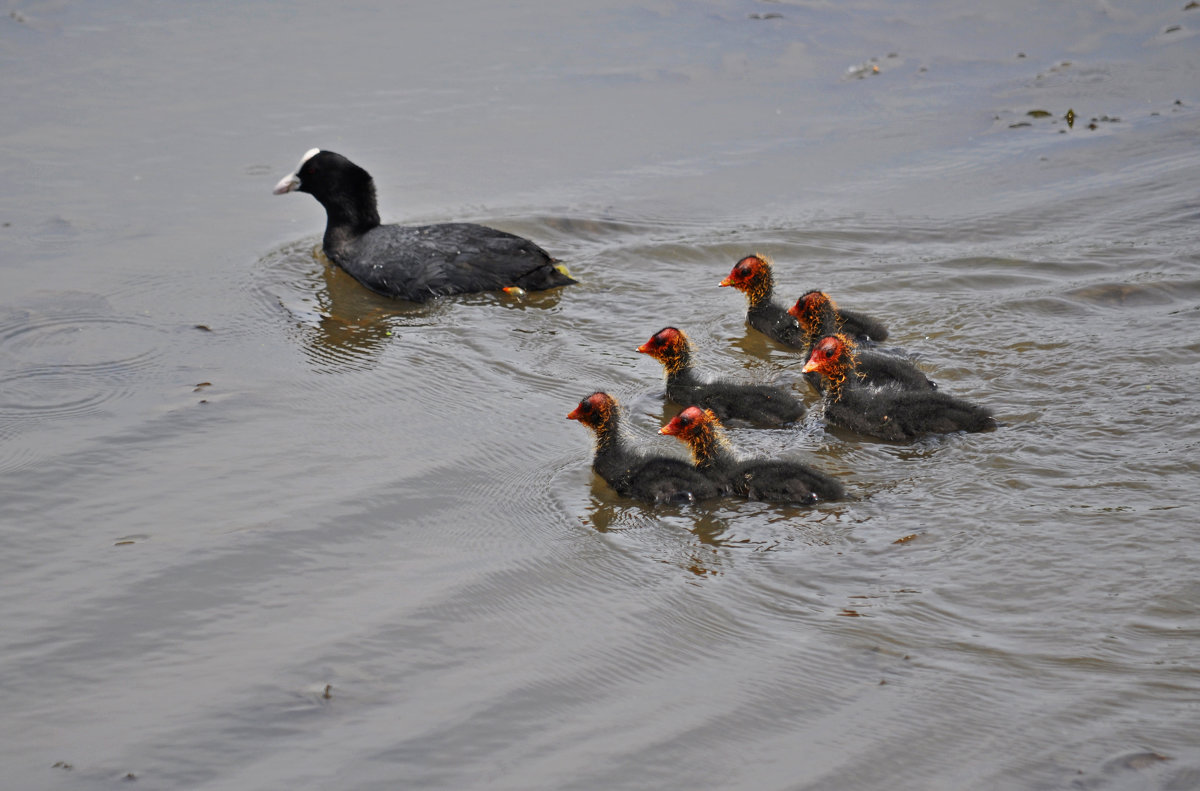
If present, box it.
[1002,106,1129,132]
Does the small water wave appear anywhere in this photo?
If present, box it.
[0,294,166,422]
[0,293,169,473]
[0,363,148,421]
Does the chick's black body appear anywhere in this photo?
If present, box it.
[804,348,937,394]
[637,327,804,426]
[821,385,996,442]
[803,335,995,442]
[661,407,844,504]
[747,300,809,348]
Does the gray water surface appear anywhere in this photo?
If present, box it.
[2,2,1199,789]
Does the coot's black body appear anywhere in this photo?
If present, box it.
[803,335,995,442]
[568,392,720,504]
[637,327,804,426]
[274,149,575,302]
[660,407,844,504]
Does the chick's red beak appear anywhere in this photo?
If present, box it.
[659,418,681,436]
[718,275,734,287]
[566,406,584,421]
[801,355,821,374]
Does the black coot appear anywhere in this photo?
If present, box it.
[274,149,575,302]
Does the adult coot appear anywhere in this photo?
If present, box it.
[274,149,576,301]
[660,406,844,504]
[802,335,995,441]
[636,326,804,426]
[567,392,720,504]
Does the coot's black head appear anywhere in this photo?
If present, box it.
[273,149,369,198]
[274,149,381,232]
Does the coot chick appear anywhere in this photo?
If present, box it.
[660,406,844,504]
[719,254,809,348]
[636,327,805,426]
[785,292,935,392]
[802,335,996,441]
[787,289,888,347]
[274,149,576,302]
[567,392,720,504]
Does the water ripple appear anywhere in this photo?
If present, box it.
[0,293,167,469]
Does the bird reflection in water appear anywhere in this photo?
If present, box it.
[295,245,443,370]
[294,244,566,370]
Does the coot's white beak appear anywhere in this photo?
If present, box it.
[273,172,300,195]
[274,149,321,194]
